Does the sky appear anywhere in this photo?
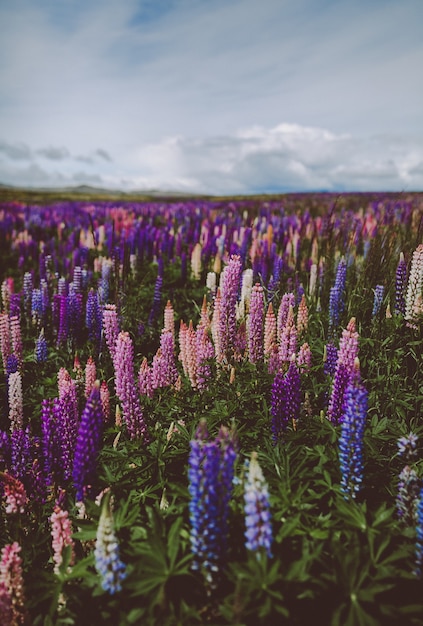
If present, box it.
[0,0,422,195]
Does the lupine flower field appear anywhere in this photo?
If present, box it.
[0,192,422,625]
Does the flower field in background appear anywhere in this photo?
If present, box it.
[0,192,422,625]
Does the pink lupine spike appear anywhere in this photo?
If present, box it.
[100,381,111,421]
[85,357,97,398]
[264,302,277,358]
[0,472,27,514]
[297,342,312,373]
[0,542,27,626]
[278,305,297,364]
[138,357,153,398]
[185,321,198,389]
[178,320,188,377]
[164,300,175,338]
[277,293,295,341]
[9,317,22,369]
[0,313,10,372]
[50,504,75,574]
[297,295,308,336]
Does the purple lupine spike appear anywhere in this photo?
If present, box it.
[324,342,338,377]
[0,431,11,472]
[339,373,368,499]
[327,319,359,424]
[9,294,21,319]
[277,293,295,341]
[6,355,19,378]
[10,427,32,487]
[148,272,163,326]
[188,420,237,587]
[329,257,347,334]
[114,332,149,441]
[57,294,68,345]
[35,331,48,363]
[218,255,242,363]
[151,330,178,391]
[103,304,120,360]
[86,289,102,344]
[41,399,55,487]
[270,360,301,442]
[248,283,264,364]
[67,291,83,343]
[395,252,407,315]
[72,382,104,502]
[56,385,79,482]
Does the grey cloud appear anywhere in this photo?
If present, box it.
[71,171,104,184]
[0,141,32,160]
[75,155,94,164]
[95,148,112,162]
[36,146,70,160]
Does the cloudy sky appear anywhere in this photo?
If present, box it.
[1,0,422,194]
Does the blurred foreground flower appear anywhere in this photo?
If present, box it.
[94,492,127,594]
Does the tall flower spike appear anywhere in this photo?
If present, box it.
[0,542,27,626]
[50,503,75,574]
[218,255,242,364]
[248,283,264,364]
[339,369,368,499]
[102,304,120,361]
[94,492,127,594]
[372,285,384,317]
[327,318,359,424]
[270,360,301,442]
[113,332,149,440]
[188,420,237,587]
[73,382,104,502]
[264,302,276,358]
[405,244,423,327]
[8,371,23,432]
[395,252,407,315]
[85,357,97,398]
[244,452,273,558]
